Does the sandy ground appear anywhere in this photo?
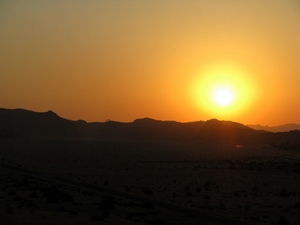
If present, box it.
[0,138,299,224]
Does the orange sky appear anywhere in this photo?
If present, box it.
[0,0,299,125]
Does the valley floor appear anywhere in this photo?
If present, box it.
[0,138,299,225]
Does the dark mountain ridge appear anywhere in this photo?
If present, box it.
[248,124,300,132]
[0,108,299,146]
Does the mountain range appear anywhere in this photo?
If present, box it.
[248,124,300,132]
[0,108,299,147]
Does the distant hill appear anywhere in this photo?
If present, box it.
[0,108,300,147]
[0,108,91,138]
[248,124,300,132]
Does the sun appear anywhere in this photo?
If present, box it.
[189,62,256,119]
[212,85,236,107]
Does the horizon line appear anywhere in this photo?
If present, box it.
[1,107,299,127]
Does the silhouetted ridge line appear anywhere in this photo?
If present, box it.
[0,108,299,146]
[0,108,84,138]
[248,123,300,132]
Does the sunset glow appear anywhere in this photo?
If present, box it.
[0,1,299,125]
[189,62,256,120]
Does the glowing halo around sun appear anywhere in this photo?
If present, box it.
[189,62,256,119]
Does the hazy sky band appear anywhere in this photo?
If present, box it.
[0,0,299,125]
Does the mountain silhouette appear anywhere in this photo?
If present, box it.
[0,108,299,146]
[0,108,85,138]
[248,124,300,132]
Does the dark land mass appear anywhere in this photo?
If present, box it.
[248,124,300,133]
[1,108,300,147]
[0,108,299,225]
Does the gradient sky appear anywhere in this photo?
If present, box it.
[1,0,299,125]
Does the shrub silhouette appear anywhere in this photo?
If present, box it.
[41,186,73,203]
[143,188,153,196]
[98,199,114,211]
[143,202,153,209]
[276,216,289,225]
[279,188,290,197]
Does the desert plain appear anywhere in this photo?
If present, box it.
[0,136,299,225]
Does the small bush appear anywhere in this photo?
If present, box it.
[68,210,78,217]
[98,199,114,211]
[276,216,289,225]
[91,215,103,221]
[143,188,153,196]
[279,188,290,197]
[143,202,153,209]
[29,191,39,198]
[6,207,14,214]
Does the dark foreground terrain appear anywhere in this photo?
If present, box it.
[0,138,299,225]
[0,108,299,224]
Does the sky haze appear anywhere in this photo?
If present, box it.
[1,0,300,125]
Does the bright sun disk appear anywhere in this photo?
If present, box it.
[189,62,257,119]
[212,86,235,107]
